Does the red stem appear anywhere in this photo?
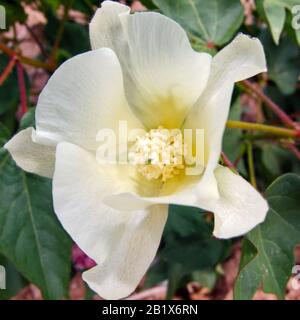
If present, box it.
[234,154,242,167]
[221,152,236,169]
[16,60,28,116]
[0,43,55,71]
[0,55,17,86]
[284,143,300,161]
[241,80,298,130]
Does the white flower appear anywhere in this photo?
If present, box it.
[4,1,268,299]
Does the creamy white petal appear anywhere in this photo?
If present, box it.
[53,142,132,261]
[83,204,168,300]
[105,166,268,240]
[4,127,55,178]
[35,47,143,150]
[90,2,211,128]
[184,34,267,198]
[90,1,130,51]
[53,142,168,299]
[210,166,268,239]
[103,173,211,212]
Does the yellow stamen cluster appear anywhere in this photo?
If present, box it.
[129,127,185,182]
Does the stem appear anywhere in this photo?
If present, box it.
[221,152,236,169]
[0,43,55,71]
[0,55,17,85]
[282,142,300,161]
[240,80,298,129]
[50,0,73,62]
[226,120,299,138]
[246,141,257,188]
[16,60,28,116]
[24,22,48,59]
[243,133,285,141]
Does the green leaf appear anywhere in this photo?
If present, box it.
[161,232,225,272]
[261,30,300,95]
[164,206,231,271]
[164,204,208,237]
[0,54,20,117]
[261,144,282,177]
[0,149,72,299]
[19,108,36,130]
[144,258,169,288]
[45,11,90,62]
[223,99,246,174]
[166,263,184,299]
[0,108,17,136]
[234,174,300,300]
[295,25,300,47]
[234,238,261,300]
[285,10,300,46]
[0,254,28,300]
[144,205,229,295]
[140,0,158,9]
[0,53,30,134]
[0,122,10,147]
[257,0,300,45]
[153,0,244,46]
[263,0,286,44]
[190,269,217,289]
[223,98,242,161]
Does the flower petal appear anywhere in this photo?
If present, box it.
[184,34,267,198]
[104,166,268,240]
[35,47,142,150]
[211,166,268,239]
[102,35,267,212]
[103,174,201,211]
[90,1,130,51]
[83,204,168,300]
[4,127,55,178]
[90,1,211,128]
[53,142,168,299]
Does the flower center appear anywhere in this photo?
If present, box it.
[129,126,185,182]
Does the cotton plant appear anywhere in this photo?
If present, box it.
[4,1,268,299]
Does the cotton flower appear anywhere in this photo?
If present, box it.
[4,1,268,299]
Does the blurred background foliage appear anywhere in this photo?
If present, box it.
[0,0,300,300]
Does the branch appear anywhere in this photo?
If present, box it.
[16,60,28,116]
[221,152,236,170]
[49,0,73,62]
[0,55,17,85]
[246,141,257,188]
[24,22,48,59]
[0,43,55,71]
[226,120,300,138]
[282,142,300,161]
[240,80,298,130]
